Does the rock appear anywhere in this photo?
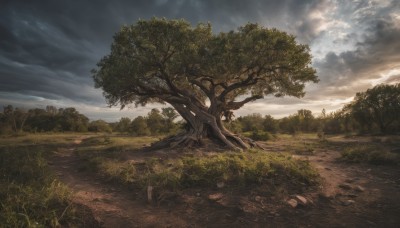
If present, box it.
[208,193,224,201]
[338,183,352,190]
[196,192,201,197]
[217,182,225,188]
[295,195,308,205]
[287,199,298,208]
[255,196,262,202]
[342,199,355,206]
[355,185,365,192]
[325,167,332,170]
[347,193,358,198]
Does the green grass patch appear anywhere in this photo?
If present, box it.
[341,144,399,165]
[77,135,158,155]
[86,150,320,193]
[0,133,91,148]
[0,146,88,227]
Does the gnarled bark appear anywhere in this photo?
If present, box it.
[150,102,264,152]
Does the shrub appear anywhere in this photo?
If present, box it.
[341,144,399,165]
[249,130,273,141]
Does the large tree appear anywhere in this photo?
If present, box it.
[93,18,317,150]
[349,83,400,134]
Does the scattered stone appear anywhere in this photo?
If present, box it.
[217,182,225,188]
[342,199,355,206]
[255,196,262,202]
[347,194,358,198]
[208,193,224,201]
[338,183,352,190]
[295,195,308,205]
[196,192,201,197]
[287,199,298,208]
[354,185,365,192]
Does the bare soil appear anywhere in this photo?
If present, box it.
[50,136,400,227]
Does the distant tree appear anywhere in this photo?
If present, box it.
[88,120,112,133]
[26,108,52,132]
[323,109,356,134]
[238,113,264,132]
[279,116,298,134]
[349,83,400,134]
[146,108,164,135]
[161,107,179,133]
[2,105,29,134]
[263,114,278,133]
[93,18,317,150]
[58,108,89,132]
[130,116,150,136]
[296,109,316,132]
[224,119,243,134]
[45,105,58,116]
[279,109,316,134]
[115,117,131,132]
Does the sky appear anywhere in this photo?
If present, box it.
[1,0,399,122]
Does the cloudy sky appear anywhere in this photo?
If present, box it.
[1,0,399,121]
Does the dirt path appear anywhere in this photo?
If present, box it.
[49,136,400,227]
[50,136,188,228]
[287,138,400,227]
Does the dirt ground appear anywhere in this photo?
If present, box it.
[50,135,400,227]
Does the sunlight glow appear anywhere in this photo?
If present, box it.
[370,68,400,86]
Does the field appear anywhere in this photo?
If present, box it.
[1,133,400,227]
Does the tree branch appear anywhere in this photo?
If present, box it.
[225,95,263,110]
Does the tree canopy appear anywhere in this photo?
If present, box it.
[348,83,400,133]
[93,18,318,150]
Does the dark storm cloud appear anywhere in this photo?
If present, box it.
[192,0,333,43]
[0,0,328,118]
[1,0,397,120]
[310,1,400,100]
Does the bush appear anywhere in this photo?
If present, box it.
[249,130,273,141]
[341,144,399,165]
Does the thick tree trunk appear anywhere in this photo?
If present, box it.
[150,121,243,151]
[150,103,263,151]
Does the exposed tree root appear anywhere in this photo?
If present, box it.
[148,131,265,152]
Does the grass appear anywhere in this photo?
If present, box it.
[77,135,157,155]
[0,132,91,148]
[341,144,400,165]
[83,148,320,194]
[0,146,87,227]
[0,133,102,226]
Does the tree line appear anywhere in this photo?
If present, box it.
[1,84,399,136]
[0,105,181,136]
[227,84,400,136]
